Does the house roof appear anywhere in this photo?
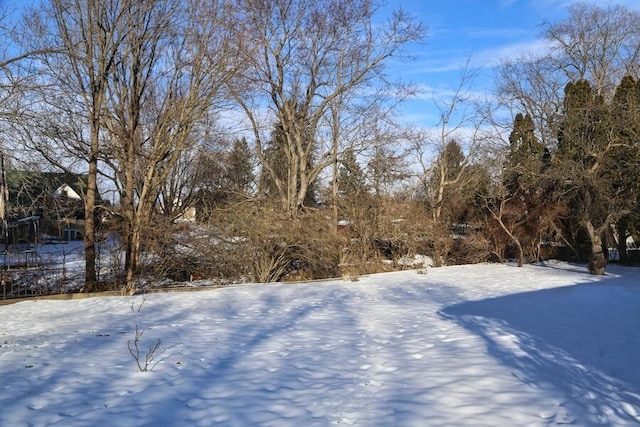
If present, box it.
[53,183,83,200]
[4,171,91,206]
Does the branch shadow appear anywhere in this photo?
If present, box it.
[440,267,640,424]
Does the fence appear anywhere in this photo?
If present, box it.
[1,264,86,300]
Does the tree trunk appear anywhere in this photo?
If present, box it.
[490,200,525,267]
[84,117,100,292]
[585,219,606,275]
[121,164,136,293]
[514,238,525,267]
[83,174,98,291]
[124,224,142,295]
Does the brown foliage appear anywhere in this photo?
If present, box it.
[198,203,340,283]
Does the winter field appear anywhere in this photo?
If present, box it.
[1,261,639,426]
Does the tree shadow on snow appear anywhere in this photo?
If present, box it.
[149,286,366,426]
[440,267,640,424]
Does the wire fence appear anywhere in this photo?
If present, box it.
[0,242,122,300]
[1,264,86,299]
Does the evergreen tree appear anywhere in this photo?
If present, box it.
[495,113,562,265]
[189,137,255,216]
[259,118,318,207]
[426,139,468,223]
[607,76,640,262]
[504,113,545,191]
[421,139,479,266]
[556,79,614,274]
[337,148,369,201]
[368,146,408,198]
[224,137,254,199]
[557,80,609,167]
[259,122,288,200]
[441,139,465,181]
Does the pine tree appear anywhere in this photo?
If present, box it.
[556,79,614,274]
[496,113,561,264]
[557,80,609,167]
[259,122,287,201]
[504,113,545,191]
[259,119,318,207]
[224,137,254,199]
[427,139,467,224]
[607,76,640,262]
[422,139,475,266]
[337,148,369,201]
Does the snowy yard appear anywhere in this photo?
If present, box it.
[1,261,639,426]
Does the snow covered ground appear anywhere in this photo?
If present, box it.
[1,261,639,426]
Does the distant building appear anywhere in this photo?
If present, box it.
[3,171,97,243]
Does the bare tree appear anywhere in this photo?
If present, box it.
[496,54,565,148]
[155,141,201,221]
[100,0,238,293]
[13,0,130,292]
[229,0,423,214]
[0,6,16,240]
[413,62,494,265]
[0,5,27,130]
[542,2,640,98]
[498,3,640,147]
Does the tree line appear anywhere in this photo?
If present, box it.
[0,1,638,293]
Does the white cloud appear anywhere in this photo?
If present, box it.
[412,83,491,104]
[474,38,553,67]
[408,36,553,79]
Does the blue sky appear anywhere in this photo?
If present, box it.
[4,0,640,135]
[390,0,640,128]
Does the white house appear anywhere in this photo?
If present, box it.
[53,183,83,201]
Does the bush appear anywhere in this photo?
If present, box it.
[164,204,341,283]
